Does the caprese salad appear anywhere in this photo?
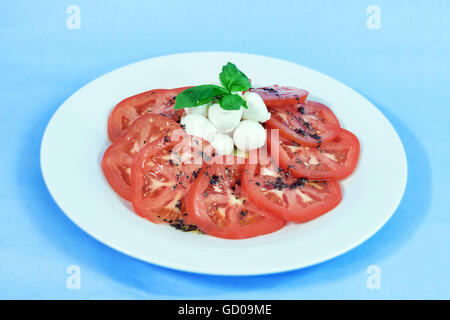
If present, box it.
[102,62,360,239]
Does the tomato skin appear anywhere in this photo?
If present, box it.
[268,127,360,180]
[242,156,342,223]
[102,145,134,200]
[266,100,340,146]
[102,114,181,200]
[185,161,286,239]
[107,86,191,142]
[250,85,309,106]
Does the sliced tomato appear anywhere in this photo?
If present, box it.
[267,127,360,180]
[185,159,286,239]
[102,114,181,200]
[266,100,340,146]
[107,86,191,142]
[250,85,309,106]
[242,154,342,223]
[130,134,214,225]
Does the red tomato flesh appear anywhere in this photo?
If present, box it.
[130,134,214,225]
[242,154,342,223]
[186,159,286,239]
[268,127,360,180]
[107,87,190,142]
[266,100,340,146]
[102,114,181,200]
[250,85,309,106]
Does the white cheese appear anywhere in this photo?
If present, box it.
[209,133,234,155]
[208,103,243,133]
[242,92,271,123]
[233,120,266,152]
[180,114,218,140]
[184,103,210,117]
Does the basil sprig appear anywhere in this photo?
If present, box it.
[174,62,250,111]
[173,85,228,109]
[219,62,252,93]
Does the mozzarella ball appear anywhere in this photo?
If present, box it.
[209,133,234,155]
[242,92,271,123]
[180,114,217,140]
[233,120,267,152]
[208,103,243,133]
[184,103,210,117]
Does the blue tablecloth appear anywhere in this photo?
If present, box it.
[1,0,449,299]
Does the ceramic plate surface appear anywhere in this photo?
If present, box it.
[41,52,407,275]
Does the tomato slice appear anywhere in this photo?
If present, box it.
[185,159,286,239]
[250,85,309,106]
[266,100,340,146]
[242,154,342,223]
[267,127,360,180]
[130,134,214,225]
[102,114,181,200]
[107,86,191,142]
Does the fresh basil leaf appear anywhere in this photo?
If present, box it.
[219,62,251,93]
[219,94,247,111]
[174,85,228,109]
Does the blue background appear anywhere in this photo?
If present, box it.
[1,0,449,299]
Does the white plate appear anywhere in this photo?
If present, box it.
[41,52,407,276]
